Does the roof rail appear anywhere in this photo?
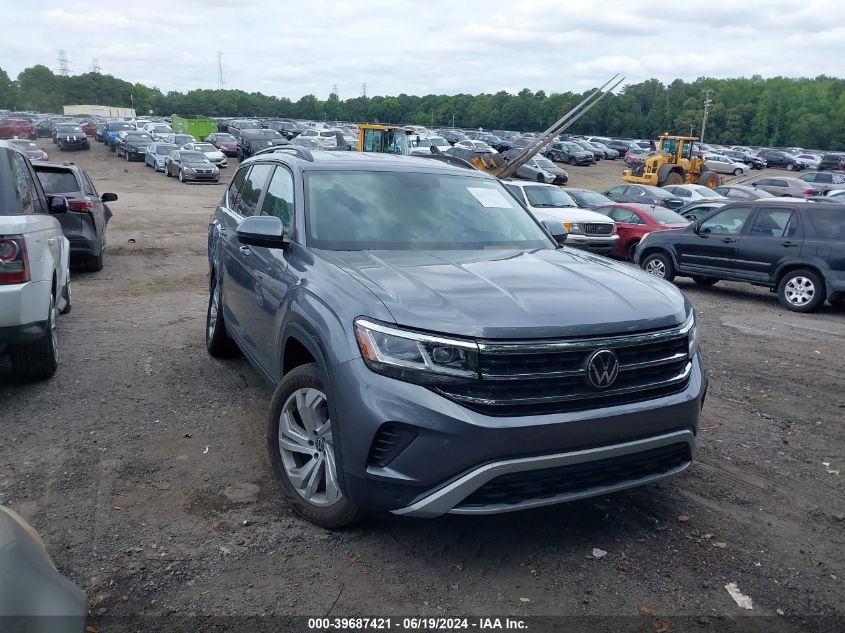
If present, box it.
[415,153,477,170]
[253,145,314,162]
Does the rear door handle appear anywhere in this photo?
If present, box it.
[239,246,251,256]
[48,238,57,245]
[782,241,798,247]
[722,237,736,243]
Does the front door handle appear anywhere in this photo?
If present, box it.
[239,245,251,256]
[722,237,736,243]
[782,241,798,247]
[48,237,56,245]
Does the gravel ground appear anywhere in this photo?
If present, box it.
[1,140,843,632]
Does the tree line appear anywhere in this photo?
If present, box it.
[2,64,844,149]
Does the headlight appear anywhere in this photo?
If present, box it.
[685,311,699,357]
[564,222,584,234]
[183,167,195,173]
[354,318,479,383]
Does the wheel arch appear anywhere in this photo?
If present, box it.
[774,260,831,297]
[638,244,679,268]
[657,164,684,184]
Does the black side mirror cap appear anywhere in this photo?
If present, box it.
[48,195,68,214]
[101,192,118,203]
[541,219,568,245]
[237,215,286,249]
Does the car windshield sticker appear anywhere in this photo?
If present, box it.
[467,187,513,208]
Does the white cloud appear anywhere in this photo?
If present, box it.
[1,0,842,98]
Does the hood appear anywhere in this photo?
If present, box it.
[319,249,687,339]
[530,207,616,223]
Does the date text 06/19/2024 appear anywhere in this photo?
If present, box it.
[307,617,528,630]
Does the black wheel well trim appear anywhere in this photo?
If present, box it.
[639,245,678,267]
[774,262,829,294]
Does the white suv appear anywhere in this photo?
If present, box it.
[504,181,619,255]
[0,140,72,380]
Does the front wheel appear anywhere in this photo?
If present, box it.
[641,252,676,282]
[206,275,240,357]
[778,269,825,312]
[733,168,743,176]
[178,170,185,183]
[267,363,361,528]
[786,163,794,171]
[9,290,58,380]
[569,157,576,165]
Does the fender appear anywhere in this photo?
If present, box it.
[772,257,836,298]
[639,243,680,269]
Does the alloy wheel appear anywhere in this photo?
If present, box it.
[277,388,340,507]
[784,276,815,307]
[207,281,220,339]
[645,258,666,278]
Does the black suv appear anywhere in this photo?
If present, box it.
[758,150,803,171]
[33,162,117,271]
[237,130,289,161]
[206,149,706,527]
[818,153,845,172]
[543,141,593,166]
[636,200,845,312]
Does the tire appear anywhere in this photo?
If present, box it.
[733,168,743,176]
[626,241,640,263]
[267,363,361,528]
[178,170,185,183]
[698,170,720,188]
[777,269,825,313]
[9,290,58,381]
[125,150,130,161]
[205,275,240,358]
[786,163,794,171]
[662,171,684,186]
[641,252,675,282]
[59,281,72,314]
[165,165,171,177]
[692,276,719,286]
[57,142,64,151]
[569,157,576,166]
[86,246,103,272]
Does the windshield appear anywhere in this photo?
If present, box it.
[194,143,216,152]
[294,138,319,148]
[58,126,83,133]
[430,137,449,146]
[152,125,171,132]
[648,208,688,225]
[305,171,552,250]
[692,186,723,198]
[126,134,151,143]
[534,157,556,169]
[11,141,38,150]
[109,122,133,130]
[181,152,210,162]
[35,169,79,194]
[175,136,193,143]
[215,134,236,142]
[156,144,177,155]
[524,186,576,208]
[645,187,675,199]
[414,138,432,147]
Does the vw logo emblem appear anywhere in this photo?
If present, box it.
[586,349,619,389]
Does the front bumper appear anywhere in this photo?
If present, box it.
[329,353,707,516]
[566,234,619,253]
[127,148,147,160]
[182,171,219,182]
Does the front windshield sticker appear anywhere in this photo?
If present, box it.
[467,187,513,208]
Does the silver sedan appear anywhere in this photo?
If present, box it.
[703,154,750,176]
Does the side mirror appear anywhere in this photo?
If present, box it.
[48,195,68,214]
[101,192,118,203]
[691,221,700,233]
[237,216,286,249]
[541,219,568,244]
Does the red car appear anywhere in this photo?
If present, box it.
[593,202,689,261]
[0,118,36,140]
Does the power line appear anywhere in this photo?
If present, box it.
[90,58,101,74]
[217,51,224,90]
[57,50,69,76]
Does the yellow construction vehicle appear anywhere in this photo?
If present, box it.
[622,135,720,188]
[357,124,414,155]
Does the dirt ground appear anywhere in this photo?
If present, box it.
[1,140,843,632]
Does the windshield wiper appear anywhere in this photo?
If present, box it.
[531,203,573,208]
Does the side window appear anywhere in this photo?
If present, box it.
[750,208,795,238]
[755,179,772,186]
[771,179,787,187]
[609,208,637,223]
[675,189,691,198]
[11,153,41,214]
[699,206,753,235]
[226,166,250,210]
[816,173,832,184]
[629,187,646,197]
[82,172,97,197]
[606,185,626,196]
[801,173,816,182]
[260,166,295,234]
[235,163,273,217]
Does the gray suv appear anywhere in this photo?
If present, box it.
[206,148,707,527]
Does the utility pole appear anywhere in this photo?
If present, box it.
[90,58,101,74]
[217,51,224,90]
[452,112,455,128]
[130,93,135,110]
[361,83,367,98]
[700,88,713,143]
[57,50,69,76]
[430,109,434,127]
[331,84,338,98]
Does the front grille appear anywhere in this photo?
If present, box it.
[584,222,614,235]
[456,442,691,509]
[435,323,692,416]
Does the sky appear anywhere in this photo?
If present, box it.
[3,0,844,98]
